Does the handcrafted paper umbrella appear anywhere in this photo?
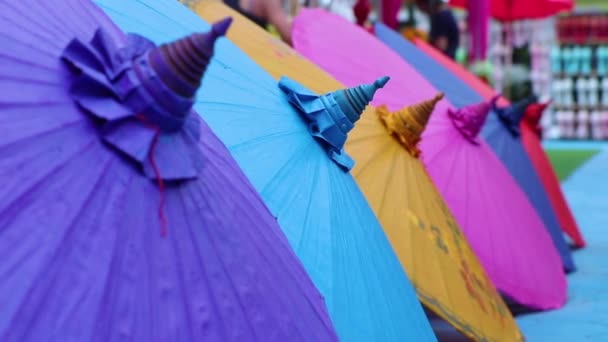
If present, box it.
[373,24,576,269]
[182,4,522,341]
[523,103,586,247]
[410,33,586,248]
[346,95,524,341]
[449,0,573,21]
[180,0,342,95]
[96,1,436,341]
[486,98,576,270]
[293,8,567,310]
[0,1,340,340]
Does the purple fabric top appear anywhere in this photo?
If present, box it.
[62,29,203,181]
[448,96,499,144]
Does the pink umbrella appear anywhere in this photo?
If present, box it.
[293,8,567,309]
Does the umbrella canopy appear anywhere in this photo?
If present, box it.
[449,0,573,22]
[411,34,586,248]
[345,97,524,341]
[97,1,436,341]
[0,1,340,340]
[185,3,522,341]
[488,98,575,270]
[293,8,567,310]
[523,103,586,247]
[374,24,576,270]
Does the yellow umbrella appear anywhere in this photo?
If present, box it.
[347,96,523,341]
[183,3,523,340]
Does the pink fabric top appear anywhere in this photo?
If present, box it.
[293,8,567,309]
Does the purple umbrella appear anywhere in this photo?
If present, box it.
[0,1,339,341]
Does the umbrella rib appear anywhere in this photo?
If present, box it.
[91,165,140,339]
[2,149,114,341]
[206,139,333,338]
[188,178,260,340]
[412,159,458,323]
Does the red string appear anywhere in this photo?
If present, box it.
[136,114,168,237]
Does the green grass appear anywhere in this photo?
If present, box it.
[577,0,608,10]
[546,149,600,181]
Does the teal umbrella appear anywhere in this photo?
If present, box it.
[95,0,436,341]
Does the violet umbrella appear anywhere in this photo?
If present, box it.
[372,23,575,271]
[293,8,567,310]
[0,1,340,341]
[94,1,437,341]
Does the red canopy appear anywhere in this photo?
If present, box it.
[522,105,586,247]
[449,0,573,22]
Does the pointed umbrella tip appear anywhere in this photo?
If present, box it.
[148,19,233,99]
[374,76,390,89]
[490,94,501,107]
[211,17,233,38]
[407,92,444,128]
[332,78,387,125]
[433,92,445,104]
[449,98,493,143]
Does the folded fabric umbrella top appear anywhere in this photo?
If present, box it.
[95,1,436,341]
[524,102,550,139]
[293,9,566,313]
[492,96,538,137]
[278,76,389,170]
[374,23,579,265]
[448,95,498,144]
[377,93,444,157]
[0,1,341,341]
[292,8,528,342]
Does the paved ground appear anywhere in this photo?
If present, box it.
[516,147,608,341]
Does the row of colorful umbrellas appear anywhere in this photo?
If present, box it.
[0,0,583,341]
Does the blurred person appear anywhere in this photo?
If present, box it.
[415,0,459,60]
[224,0,293,43]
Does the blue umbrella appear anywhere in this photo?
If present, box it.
[373,23,575,273]
[95,1,436,341]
